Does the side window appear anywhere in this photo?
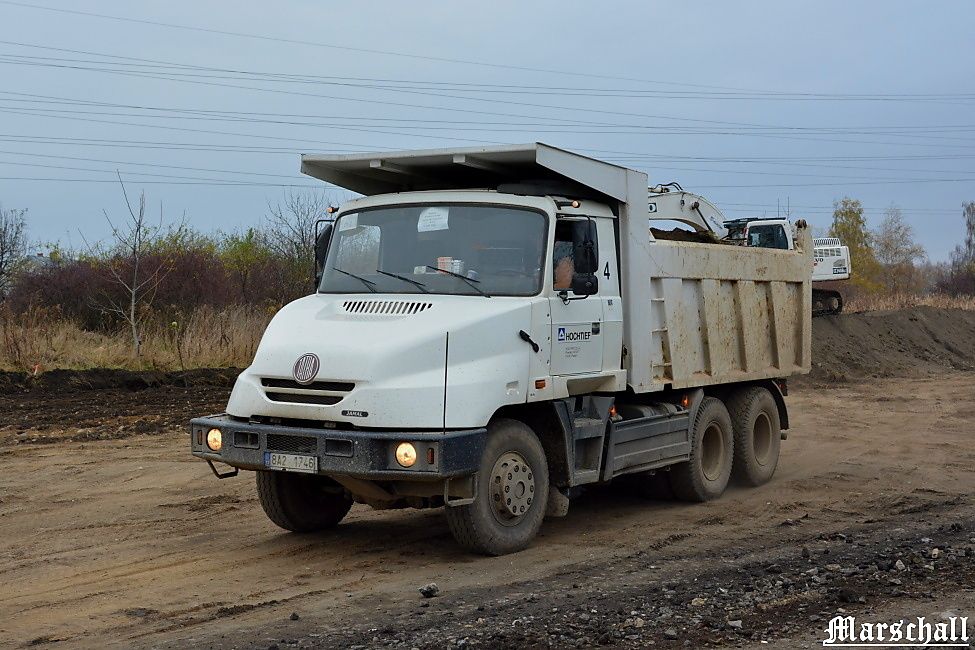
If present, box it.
[775,226,789,249]
[553,220,597,291]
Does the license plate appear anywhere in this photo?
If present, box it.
[264,452,318,474]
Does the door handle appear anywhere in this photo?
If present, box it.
[518,330,540,353]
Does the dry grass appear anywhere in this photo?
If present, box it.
[3,293,974,372]
[0,305,271,372]
[844,293,975,314]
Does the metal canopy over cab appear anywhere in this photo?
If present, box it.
[301,142,638,201]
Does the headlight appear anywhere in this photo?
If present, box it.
[395,442,417,468]
[206,428,223,451]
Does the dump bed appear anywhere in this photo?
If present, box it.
[301,142,812,394]
[643,236,812,391]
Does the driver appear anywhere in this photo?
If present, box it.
[553,241,574,290]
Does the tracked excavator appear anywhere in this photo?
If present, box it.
[647,187,851,316]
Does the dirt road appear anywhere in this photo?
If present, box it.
[1,371,973,649]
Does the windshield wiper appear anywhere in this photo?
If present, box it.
[424,265,490,297]
[375,268,429,293]
[334,267,377,293]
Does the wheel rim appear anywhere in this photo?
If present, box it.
[701,423,725,481]
[753,412,772,466]
[490,451,535,526]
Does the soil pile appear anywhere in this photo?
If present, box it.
[2,308,974,394]
[810,306,975,382]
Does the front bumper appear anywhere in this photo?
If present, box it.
[190,414,486,480]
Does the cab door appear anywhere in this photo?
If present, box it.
[549,218,604,376]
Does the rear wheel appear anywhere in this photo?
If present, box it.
[727,386,781,486]
[256,471,352,532]
[669,397,733,501]
[445,418,549,556]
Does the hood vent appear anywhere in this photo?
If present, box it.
[343,300,433,315]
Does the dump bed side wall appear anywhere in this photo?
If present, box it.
[630,234,812,392]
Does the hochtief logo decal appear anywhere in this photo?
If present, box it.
[292,353,320,385]
[557,327,592,343]
[822,614,970,647]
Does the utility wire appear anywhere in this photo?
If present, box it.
[0,43,972,102]
[0,0,927,97]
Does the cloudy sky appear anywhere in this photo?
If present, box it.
[1,0,973,260]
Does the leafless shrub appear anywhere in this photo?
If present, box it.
[0,204,29,299]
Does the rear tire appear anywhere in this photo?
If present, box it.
[445,418,548,556]
[669,397,733,502]
[727,386,781,486]
[256,471,352,532]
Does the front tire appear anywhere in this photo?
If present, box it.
[669,397,734,501]
[256,471,353,532]
[445,418,549,556]
[727,386,781,486]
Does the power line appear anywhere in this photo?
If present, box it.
[0,0,920,98]
[3,90,974,139]
[0,176,320,187]
[691,177,975,189]
[0,149,307,180]
[1,42,973,103]
[4,52,975,143]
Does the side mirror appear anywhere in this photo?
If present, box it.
[314,222,333,287]
[571,273,598,296]
[572,220,598,274]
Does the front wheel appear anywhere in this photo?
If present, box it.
[445,418,549,556]
[256,471,353,532]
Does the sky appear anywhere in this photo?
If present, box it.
[0,0,973,260]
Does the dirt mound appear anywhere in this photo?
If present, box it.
[0,367,241,395]
[810,306,975,382]
[1,307,972,395]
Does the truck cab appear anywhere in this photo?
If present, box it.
[724,217,795,250]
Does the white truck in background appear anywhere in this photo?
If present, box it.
[191,144,812,555]
[724,217,851,315]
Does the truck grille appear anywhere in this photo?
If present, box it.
[261,378,355,392]
[266,434,317,454]
[343,300,432,315]
[265,392,342,406]
[260,377,353,407]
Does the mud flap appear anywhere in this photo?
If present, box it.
[545,486,570,518]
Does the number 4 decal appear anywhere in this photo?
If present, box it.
[603,262,611,279]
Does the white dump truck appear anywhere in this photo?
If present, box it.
[724,217,851,315]
[191,144,812,555]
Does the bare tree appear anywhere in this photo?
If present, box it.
[0,204,29,299]
[94,178,173,357]
[957,201,975,265]
[873,206,926,294]
[265,191,332,266]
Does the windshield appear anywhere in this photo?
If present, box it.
[748,224,790,250]
[318,204,547,296]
